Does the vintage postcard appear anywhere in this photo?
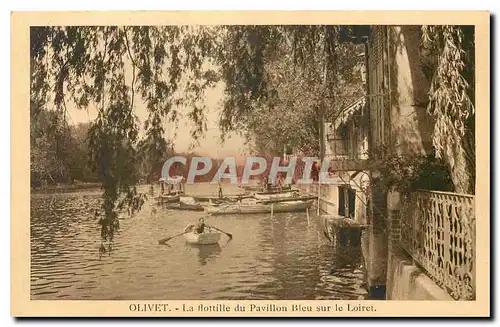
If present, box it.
[11,11,490,317]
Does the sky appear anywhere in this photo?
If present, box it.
[65,80,249,159]
[59,32,249,160]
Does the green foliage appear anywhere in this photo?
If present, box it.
[215,25,364,156]
[368,144,454,195]
[30,109,72,185]
[215,25,282,136]
[30,24,366,244]
[30,26,219,242]
[69,123,100,182]
[30,109,98,186]
[421,25,475,193]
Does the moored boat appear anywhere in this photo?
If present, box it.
[253,190,299,200]
[155,194,181,204]
[260,195,318,204]
[191,194,253,202]
[239,185,262,192]
[183,224,222,245]
[204,200,312,215]
[163,202,204,211]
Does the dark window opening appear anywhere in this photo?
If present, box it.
[338,185,356,218]
[329,124,349,157]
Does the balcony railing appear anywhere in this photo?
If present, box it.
[400,190,475,300]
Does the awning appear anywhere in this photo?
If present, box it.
[333,96,366,130]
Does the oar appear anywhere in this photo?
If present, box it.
[207,225,233,240]
[158,231,188,245]
[201,213,232,238]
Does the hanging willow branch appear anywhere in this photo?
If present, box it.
[421,25,475,171]
[30,26,219,243]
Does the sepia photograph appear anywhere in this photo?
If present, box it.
[11,11,490,317]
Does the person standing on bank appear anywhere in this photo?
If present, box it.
[218,181,223,199]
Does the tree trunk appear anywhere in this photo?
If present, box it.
[447,140,475,194]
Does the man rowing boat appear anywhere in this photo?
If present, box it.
[184,217,210,235]
[195,217,206,234]
[192,217,232,240]
[159,216,232,245]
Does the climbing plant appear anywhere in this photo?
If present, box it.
[421,25,475,194]
[368,144,454,195]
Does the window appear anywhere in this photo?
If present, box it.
[328,124,349,157]
[338,185,356,218]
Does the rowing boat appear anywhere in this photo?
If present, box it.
[191,194,254,202]
[204,200,313,215]
[184,231,222,245]
[255,186,294,195]
[163,202,204,211]
[160,197,205,211]
[183,224,222,245]
[155,194,181,204]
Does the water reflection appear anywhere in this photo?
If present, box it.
[189,243,222,266]
[98,242,114,259]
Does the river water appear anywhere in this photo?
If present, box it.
[30,183,368,300]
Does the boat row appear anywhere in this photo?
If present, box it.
[184,231,221,245]
[183,224,222,245]
[154,188,315,215]
[204,200,313,215]
[155,179,315,246]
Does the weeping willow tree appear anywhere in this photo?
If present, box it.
[30,26,219,243]
[421,26,475,194]
[30,25,364,245]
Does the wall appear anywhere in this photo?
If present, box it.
[301,179,337,216]
[299,177,384,298]
[302,182,451,300]
[388,26,435,156]
[387,246,453,300]
[383,27,456,299]
[367,25,435,156]
[363,25,448,300]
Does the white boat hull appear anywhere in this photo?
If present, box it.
[254,190,298,200]
[155,194,181,204]
[204,200,312,215]
[184,232,221,245]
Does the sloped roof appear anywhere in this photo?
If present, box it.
[334,96,367,130]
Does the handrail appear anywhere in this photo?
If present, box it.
[400,190,475,300]
[413,189,475,198]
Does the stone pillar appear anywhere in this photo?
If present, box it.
[386,190,402,299]
[387,190,402,245]
[355,189,367,225]
[361,184,388,299]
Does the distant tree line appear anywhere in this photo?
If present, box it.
[30,110,99,188]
